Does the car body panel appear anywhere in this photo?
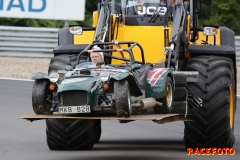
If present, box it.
[145,68,174,99]
[31,72,49,80]
[54,63,172,110]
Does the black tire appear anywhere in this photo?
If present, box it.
[32,79,51,114]
[94,120,102,143]
[46,119,95,150]
[46,54,90,150]
[174,87,187,101]
[154,77,174,113]
[184,55,236,148]
[171,101,188,113]
[174,74,187,87]
[114,80,132,117]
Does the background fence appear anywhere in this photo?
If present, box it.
[0,26,58,58]
[0,26,240,65]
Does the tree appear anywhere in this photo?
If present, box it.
[0,0,239,35]
[199,0,240,35]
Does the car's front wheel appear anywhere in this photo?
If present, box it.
[32,79,51,114]
[114,80,132,117]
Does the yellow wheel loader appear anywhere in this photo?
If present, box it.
[22,0,236,150]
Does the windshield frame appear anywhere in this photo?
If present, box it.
[110,0,170,15]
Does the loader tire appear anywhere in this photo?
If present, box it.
[46,119,95,150]
[114,80,132,117]
[184,55,236,148]
[94,120,102,143]
[32,79,51,114]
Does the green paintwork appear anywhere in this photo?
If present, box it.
[65,65,73,71]
[131,63,141,71]
[57,76,99,92]
[31,72,49,80]
[145,68,174,100]
[111,72,129,81]
[55,65,174,110]
[57,76,100,108]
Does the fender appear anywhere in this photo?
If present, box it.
[31,72,49,80]
[111,72,129,81]
[145,68,174,99]
[110,72,143,96]
[188,44,235,55]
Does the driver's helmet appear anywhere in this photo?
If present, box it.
[92,45,104,60]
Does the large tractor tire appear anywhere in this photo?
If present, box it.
[32,79,51,114]
[94,120,102,143]
[46,54,94,150]
[46,119,95,150]
[114,80,132,117]
[184,55,236,148]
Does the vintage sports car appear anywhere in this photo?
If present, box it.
[31,42,175,117]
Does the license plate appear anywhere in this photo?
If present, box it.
[58,105,91,113]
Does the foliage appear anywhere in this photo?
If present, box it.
[0,0,239,35]
[199,0,240,35]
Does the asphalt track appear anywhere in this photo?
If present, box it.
[0,79,239,160]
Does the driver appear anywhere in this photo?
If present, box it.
[90,45,104,65]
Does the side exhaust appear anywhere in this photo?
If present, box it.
[131,98,162,110]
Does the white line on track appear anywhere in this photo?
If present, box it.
[0,78,33,81]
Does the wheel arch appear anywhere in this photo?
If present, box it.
[31,72,50,81]
[110,73,142,97]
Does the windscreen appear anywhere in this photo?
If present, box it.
[111,0,170,15]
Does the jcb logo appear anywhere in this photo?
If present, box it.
[138,6,167,15]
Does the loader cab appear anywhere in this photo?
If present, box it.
[111,0,171,26]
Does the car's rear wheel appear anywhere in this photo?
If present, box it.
[46,119,95,150]
[154,77,174,113]
[114,80,132,117]
[32,79,51,114]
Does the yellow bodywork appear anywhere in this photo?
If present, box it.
[73,11,98,45]
[73,31,95,44]
[195,30,221,46]
[73,11,222,65]
[111,25,171,64]
[109,14,173,64]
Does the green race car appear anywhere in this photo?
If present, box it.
[31,42,175,117]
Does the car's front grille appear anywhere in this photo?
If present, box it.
[60,91,88,106]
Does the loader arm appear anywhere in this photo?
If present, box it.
[165,1,186,70]
[94,0,111,43]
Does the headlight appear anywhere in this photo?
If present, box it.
[203,27,218,36]
[69,26,82,35]
[100,72,110,82]
[49,72,59,83]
